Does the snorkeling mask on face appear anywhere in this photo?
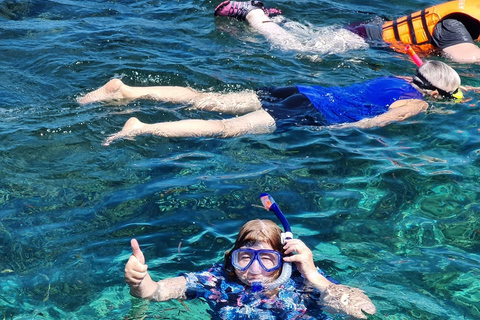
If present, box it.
[413,71,464,100]
[406,46,463,101]
[242,193,293,292]
[231,248,282,272]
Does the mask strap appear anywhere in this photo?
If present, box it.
[414,71,462,100]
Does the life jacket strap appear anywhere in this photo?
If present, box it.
[420,9,433,44]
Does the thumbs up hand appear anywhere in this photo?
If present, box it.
[131,238,145,264]
[125,239,151,288]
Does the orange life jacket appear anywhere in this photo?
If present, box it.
[381,0,480,53]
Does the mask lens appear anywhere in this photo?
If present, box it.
[258,251,280,270]
[232,249,282,272]
[232,250,255,270]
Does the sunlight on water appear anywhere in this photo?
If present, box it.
[0,0,480,319]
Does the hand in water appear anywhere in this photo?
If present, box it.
[124,239,149,288]
[321,284,377,319]
[284,239,376,319]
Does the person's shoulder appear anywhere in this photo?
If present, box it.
[377,76,406,81]
[182,263,225,278]
[367,76,408,85]
[202,263,226,276]
[211,263,227,275]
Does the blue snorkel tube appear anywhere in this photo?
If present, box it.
[252,193,293,292]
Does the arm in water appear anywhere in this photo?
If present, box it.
[283,239,376,319]
[125,239,187,301]
[331,99,429,129]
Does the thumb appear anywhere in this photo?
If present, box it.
[131,238,145,265]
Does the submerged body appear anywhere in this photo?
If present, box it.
[77,76,431,145]
[378,0,480,61]
[124,220,376,319]
[256,77,423,129]
[216,0,480,63]
[183,264,336,319]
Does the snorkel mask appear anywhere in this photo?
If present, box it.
[231,248,282,273]
[413,72,464,100]
[246,193,293,292]
[406,45,463,101]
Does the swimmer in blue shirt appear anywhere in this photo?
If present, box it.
[125,219,377,319]
[78,60,471,146]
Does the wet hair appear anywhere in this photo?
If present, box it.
[224,219,283,279]
[413,60,461,97]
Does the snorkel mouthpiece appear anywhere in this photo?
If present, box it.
[251,282,263,292]
[405,45,423,67]
[452,88,464,100]
[255,193,294,292]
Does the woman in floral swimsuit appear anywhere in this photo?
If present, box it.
[125,219,376,319]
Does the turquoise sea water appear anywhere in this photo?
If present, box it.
[1,0,479,319]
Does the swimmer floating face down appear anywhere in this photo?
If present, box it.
[77,52,475,146]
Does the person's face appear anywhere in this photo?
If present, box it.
[426,89,441,99]
[233,241,281,286]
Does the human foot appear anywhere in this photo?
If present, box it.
[102,117,145,146]
[77,79,127,105]
[214,1,281,20]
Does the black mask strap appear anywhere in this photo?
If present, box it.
[413,71,457,100]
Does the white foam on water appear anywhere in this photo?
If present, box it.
[268,17,369,56]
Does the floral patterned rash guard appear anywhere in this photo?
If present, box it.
[182,264,338,319]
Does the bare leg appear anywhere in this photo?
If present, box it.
[102,109,275,146]
[77,79,262,115]
[214,3,299,48]
[245,9,298,44]
[247,10,367,53]
[193,91,262,114]
[216,3,367,54]
[77,79,199,105]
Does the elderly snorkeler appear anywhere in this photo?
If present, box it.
[78,59,472,145]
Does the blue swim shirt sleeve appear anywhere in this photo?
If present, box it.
[297,77,423,124]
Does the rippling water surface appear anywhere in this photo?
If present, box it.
[1,0,479,319]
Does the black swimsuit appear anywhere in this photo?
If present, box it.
[256,86,327,130]
[432,18,475,49]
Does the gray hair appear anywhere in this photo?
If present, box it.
[415,60,461,93]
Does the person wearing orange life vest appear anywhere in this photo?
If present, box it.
[214,1,480,64]
[349,0,480,63]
